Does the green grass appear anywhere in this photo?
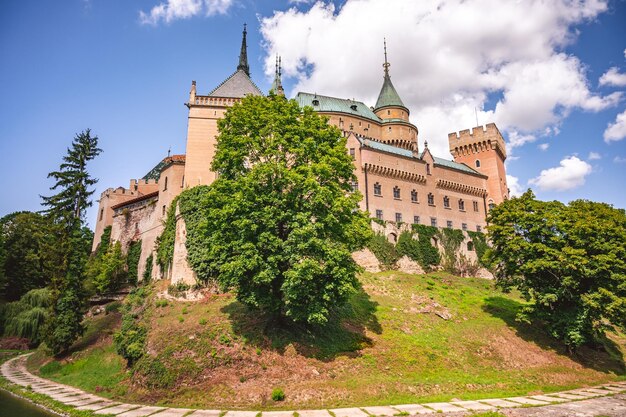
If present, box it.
[27,272,626,409]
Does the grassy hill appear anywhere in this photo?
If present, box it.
[27,271,626,409]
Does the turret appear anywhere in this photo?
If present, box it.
[237,24,250,76]
[269,55,285,96]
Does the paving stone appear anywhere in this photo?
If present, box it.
[361,406,400,416]
[262,412,295,417]
[528,395,568,403]
[506,397,549,405]
[601,385,626,392]
[550,393,588,400]
[391,404,435,414]
[449,400,495,411]
[296,410,333,417]
[422,403,466,413]
[58,395,98,404]
[565,390,600,397]
[479,399,523,408]
[579,388,614,395]
[64,396,107,407]
[187,411,222,417]
[224,411,258,417]
[94,404,142,415]
[151,410,194,417]
[76,401,120,411]
[330,407,369,417]
[117,406,168,417]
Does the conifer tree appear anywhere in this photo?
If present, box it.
[41,129,101,355]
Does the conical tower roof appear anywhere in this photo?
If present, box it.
[374,40,406,111]
[269,55,284,96]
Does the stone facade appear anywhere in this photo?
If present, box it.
[92,28,508,285]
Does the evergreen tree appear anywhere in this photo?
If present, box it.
[41,129,101,355]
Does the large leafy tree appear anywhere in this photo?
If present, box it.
[0,212,62,300]
[183,94,371,324]
[487,190,626,349]
[41,129,101,354]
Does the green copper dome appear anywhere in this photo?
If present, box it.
[374,39,407,111]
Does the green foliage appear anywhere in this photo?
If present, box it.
[0,288,52,345]
[134,356,176,388]
[411,224,441,270]
[156,196,180,272]
[105,301,122,314]
[396,231,420,262]
[89,241,127,294]
[368,233,399,269]
[271,387,285,401]
[94,226,112,258]
[176,94,371,325]
[487,190,626,349]
[467,230,489,268]
[0,211,63,300]
[143,254,153,283]
[126,240,142,286]
[371,217,386,226]
[113,287,149,366]
[438,228,464,274]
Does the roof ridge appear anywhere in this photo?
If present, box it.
[208,69,263,97]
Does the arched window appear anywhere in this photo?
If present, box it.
[163,176,168,191]
[467,241,474,251]
[428,193,435,205]
[476,160,481,168]
[443,196,450,208]
[411,190,418,203]
[393,186,401,199]
[459,199,465,211]
[374,182,382,196]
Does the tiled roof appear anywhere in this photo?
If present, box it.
[295,92,382,123]
[209,69,263,98]
[111,191,159,210]
[143,154,186,181]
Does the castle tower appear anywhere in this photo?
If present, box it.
[269,55,285,96]
[183,24,262,188]
[373,40,418,151]
[448,123,509,207]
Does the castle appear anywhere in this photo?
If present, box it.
[92,26,509,283]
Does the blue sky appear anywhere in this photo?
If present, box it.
[1,0,625,229]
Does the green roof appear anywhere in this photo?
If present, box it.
[433,156,483,176]
[374,74,406,110]
[295,92,382,123]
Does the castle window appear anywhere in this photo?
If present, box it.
[411,190,418,203]
[413,215,420,224]
[181,175,185,187]
[447,220,453,229]
[339,118,344,128]
[462,223,467,231]
[376,209,383,220]
[431,217,437,227]
[476,225,482,232]
[476,160,481,168]
[349,148,356,160]
[489,202,496,210]
[99,208,104,221]
[387,110,391,115]
[443,196,450,208]
[162,205,166,216]
[395,213,402,223]
[428,193,435,206]
[459,199,465,211]
[473,201,479,212]
[368,123,371,128]
[358,121,362,126]
[393,186,401,199]
[374,182,382,196]
[388,127,392,132]
[426,164,431,175]
[163,177,168,191]
[350,180,358,192]
[467,241,474,251]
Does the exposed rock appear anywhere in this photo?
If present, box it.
[351,248,381,272]
[475,267,494,280]
[396,255,425,274]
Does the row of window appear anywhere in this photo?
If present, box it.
[374,209,482,232]
[372,183,480,212]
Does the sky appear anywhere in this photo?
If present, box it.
[1,0,625,229]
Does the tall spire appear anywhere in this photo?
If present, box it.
[374,38,406,111]
[237,23,250,76]
[270,55,284,96]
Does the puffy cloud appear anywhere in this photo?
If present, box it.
[538,143,550,151]
[260,0,616,157]
[614,156,626,164]
[529,156,592,191]
[588,151,601,160]
[599,67,626,87]
[506,175,524,197]
[604,109,626,143]
[139,0,233,25]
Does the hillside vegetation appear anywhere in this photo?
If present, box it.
[27,272,626,409]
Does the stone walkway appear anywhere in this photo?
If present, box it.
[3,353,626,417]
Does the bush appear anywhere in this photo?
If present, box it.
[105,301,122,314]
[396,231,420,262]
[271,387,285,401]
[367,233,398,269]
[467,231,489,268]
[114,287,149,366]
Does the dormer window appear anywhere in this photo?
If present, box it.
[312,99,319,106]
[350,104,358,111]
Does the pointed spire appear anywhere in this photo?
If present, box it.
[374,38,407,111]
[237,23,250,76]
[269,54,284,96]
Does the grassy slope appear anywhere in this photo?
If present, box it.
[28,272,626,409]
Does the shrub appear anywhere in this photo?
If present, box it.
[467,230,490,268]
[396,231,420,262]
[105,301,122,314]
[367,233,398,269]
[113,287,149,366]
[271,387,285,401]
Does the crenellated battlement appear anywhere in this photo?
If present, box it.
[100,186,136,198]
[448,123,507,159]
[130,178,158,186]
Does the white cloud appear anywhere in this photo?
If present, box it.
[614,156,626,164]
[538,143,550,151]
[599,67,626,87]
[529,156,592,191]
[260,0,617,157]
[506,175,524,197]
[139,0,233,25]
[604,109,626,143]
[588,151,601,160]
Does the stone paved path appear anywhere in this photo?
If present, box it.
[3,353,626,416]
